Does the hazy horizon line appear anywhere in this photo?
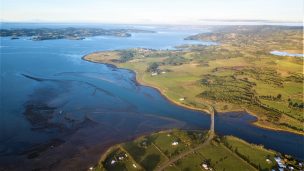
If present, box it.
[1,19,303,26]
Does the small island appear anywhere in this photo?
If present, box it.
[0,27,155,41]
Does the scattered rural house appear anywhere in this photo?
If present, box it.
[274,157,281,163]
[172,141,179,146]
[167,133,171,137]
[136,48,154,53]
[201,161,214,171]
[140,141,148,148]
[289,166,294,170]
[116,152,127,161]
[201,163,213,170]
[141,141,147,146]
[151,72,158,76]
[89,167,93,170]
[111,160,116,165]
[202,163,209,170]
[266,158,271,163]
[274,157,286,169]
[132,164,137,168]
[161,71,166,74]
[179,97,185,101]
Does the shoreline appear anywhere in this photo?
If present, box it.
[97,128,209,166]
[97,129,176,162]
[82,52,304,136]
[96,129,302,171]
[245,109,304,136]
[82,53,212,115]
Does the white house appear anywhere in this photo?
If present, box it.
[202,164,208,169]
[202,163,209,170]
[172,141,179,146]
[275,157,286,169]
[151,72,158,76]
[111,160,116,165]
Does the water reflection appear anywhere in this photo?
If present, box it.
[0,24,303,170]
[270,50,303,57]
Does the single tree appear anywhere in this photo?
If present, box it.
[288,101,293,107]
[277,94,282,99]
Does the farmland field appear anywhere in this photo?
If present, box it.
[85,25,304,134]
[92,129,301,171]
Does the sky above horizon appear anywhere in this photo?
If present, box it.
[1,0,303,24]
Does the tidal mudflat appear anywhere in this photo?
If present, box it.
[0,24,303,170]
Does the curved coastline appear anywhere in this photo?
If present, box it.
[244,109,304,136]
[97,129,178,165]
[82,52,303,136]
[82,53,211,115]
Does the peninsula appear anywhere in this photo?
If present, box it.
[84,25,304,135]
[0,27,155,40]
[93,129,302,171]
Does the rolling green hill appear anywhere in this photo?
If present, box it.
[84,25,304,134]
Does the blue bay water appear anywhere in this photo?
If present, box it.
[0,23,303,170]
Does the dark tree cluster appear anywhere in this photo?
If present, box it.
[118,50,134,62]
[146,62,160,73]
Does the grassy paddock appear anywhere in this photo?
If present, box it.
[84,25,304,134]
[95,129,285,171]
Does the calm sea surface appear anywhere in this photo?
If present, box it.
[0,23,303,170]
